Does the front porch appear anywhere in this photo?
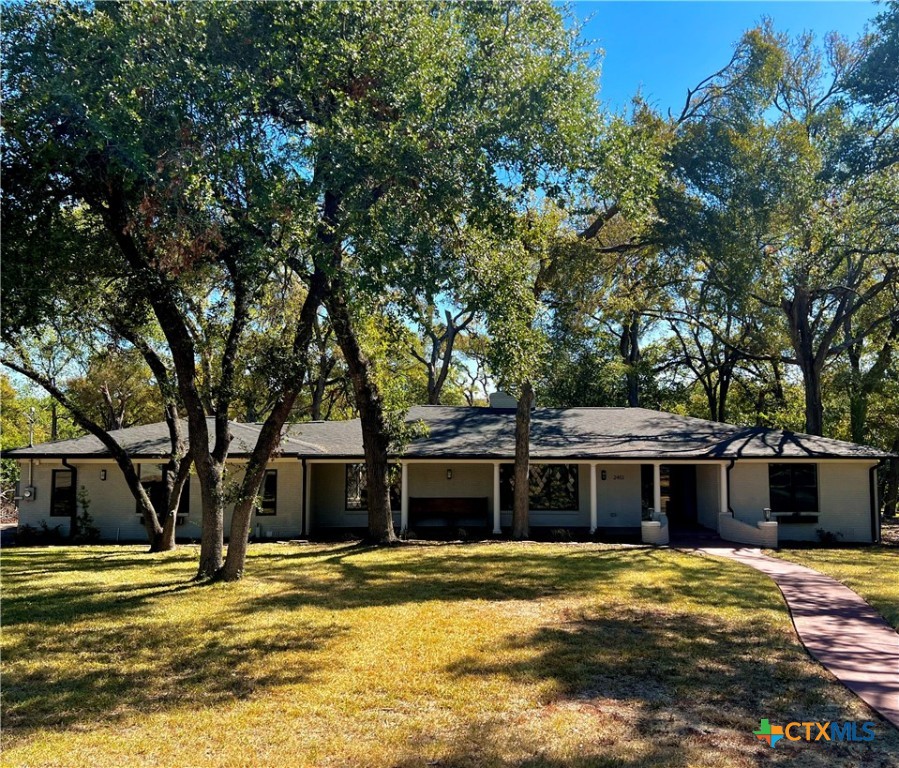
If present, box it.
[301,459,735,540]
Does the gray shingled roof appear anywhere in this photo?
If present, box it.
[1,418,281,459]
[2,406,889,460]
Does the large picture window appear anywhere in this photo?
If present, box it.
[50,469,75,517]
[769,463,819,518]
[256,469,278,516]
[500,464,579,511]
[345,464,401,511]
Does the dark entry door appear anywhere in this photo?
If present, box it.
[662,465,698,527]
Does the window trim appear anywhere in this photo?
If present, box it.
[50,469,75,517]
[135,464,191,519]
[500,463,580,512]
[768,462,819,519]
[344,463,401,511]
[255,469,278,516]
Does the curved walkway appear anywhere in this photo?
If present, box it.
[680,538,899,729]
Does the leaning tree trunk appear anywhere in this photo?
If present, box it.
[219,269,329,580]
[512,381,533,540]
[327,289,397,544]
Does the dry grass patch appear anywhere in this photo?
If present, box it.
[2,542,897,767]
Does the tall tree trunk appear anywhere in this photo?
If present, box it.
[219,268,329,580]
[512,381,533,540]
[326,287,396,544]
[884,447,899,519]
[619,314,641,407]
[717,365,732,423]
[194,459,225,577]
[844,316,867,444]
[800,362,824,436]
[311,371,327,420]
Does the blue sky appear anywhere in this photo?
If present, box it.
[572,1,882,113]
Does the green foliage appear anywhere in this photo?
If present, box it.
[73,486,101,544]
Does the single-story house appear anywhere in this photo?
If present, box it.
[3,403,890,545]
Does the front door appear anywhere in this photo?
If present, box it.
[662,465,698,527]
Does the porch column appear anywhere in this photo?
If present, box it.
[589,463,598,534]
[492,462,502,534]
[400,461,409,534]
[653,462,662,516]
[302,460,311,537]
[719,462,729,514]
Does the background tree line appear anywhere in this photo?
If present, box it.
[2,2,896,577]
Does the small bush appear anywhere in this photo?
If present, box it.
[17,521,65,546]
[550,528,572,542]
[72,486,101,544]
[815,528,843,544]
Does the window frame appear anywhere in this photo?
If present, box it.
[345,463,401,511]
[135,464,191,518]
[255,469,278,516]
[500,463,580,512]
[768,462,819,522]
[50,469,76,517]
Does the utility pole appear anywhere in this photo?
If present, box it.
[26,406,36,448]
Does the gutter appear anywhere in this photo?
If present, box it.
[870,459,886,544]
[725,458,736,515]
[300,457,308,537]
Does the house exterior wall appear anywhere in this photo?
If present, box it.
[595,463,642,528]
[17,460,73,537]
[786,461,874,543]
[17,456,877,545]
[408,463,493,501]
[729,460,876,543]
[729,463,770,523]
[16,458,305,542]
[696,464,721,530]
[310,462,370,529]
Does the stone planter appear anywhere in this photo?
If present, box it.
[756,521,779,548]
[641,519,669,546]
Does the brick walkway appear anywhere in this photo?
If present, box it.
[681,539,899,729]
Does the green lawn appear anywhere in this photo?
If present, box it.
[2,542,897,768]
[771,545,899,630]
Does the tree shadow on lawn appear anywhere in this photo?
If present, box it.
[1,545,829,745]
[234,545,778,617]
[1,610,346,735]
[1,545,196,574]
[440,607,899,767]
[2,545,781,645]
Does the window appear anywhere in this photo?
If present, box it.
[50,470,75,517]
[500,464,579,511]
[345,463,401,510]
[769,463,819,521]
[256,469,277,516]
[135,465,190,518]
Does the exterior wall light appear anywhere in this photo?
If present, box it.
[764,507,772,521]
[446,469,453,480]
[100,469,107,481]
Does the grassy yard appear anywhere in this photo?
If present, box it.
[2,542,897,768]
[771,545,899,630]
